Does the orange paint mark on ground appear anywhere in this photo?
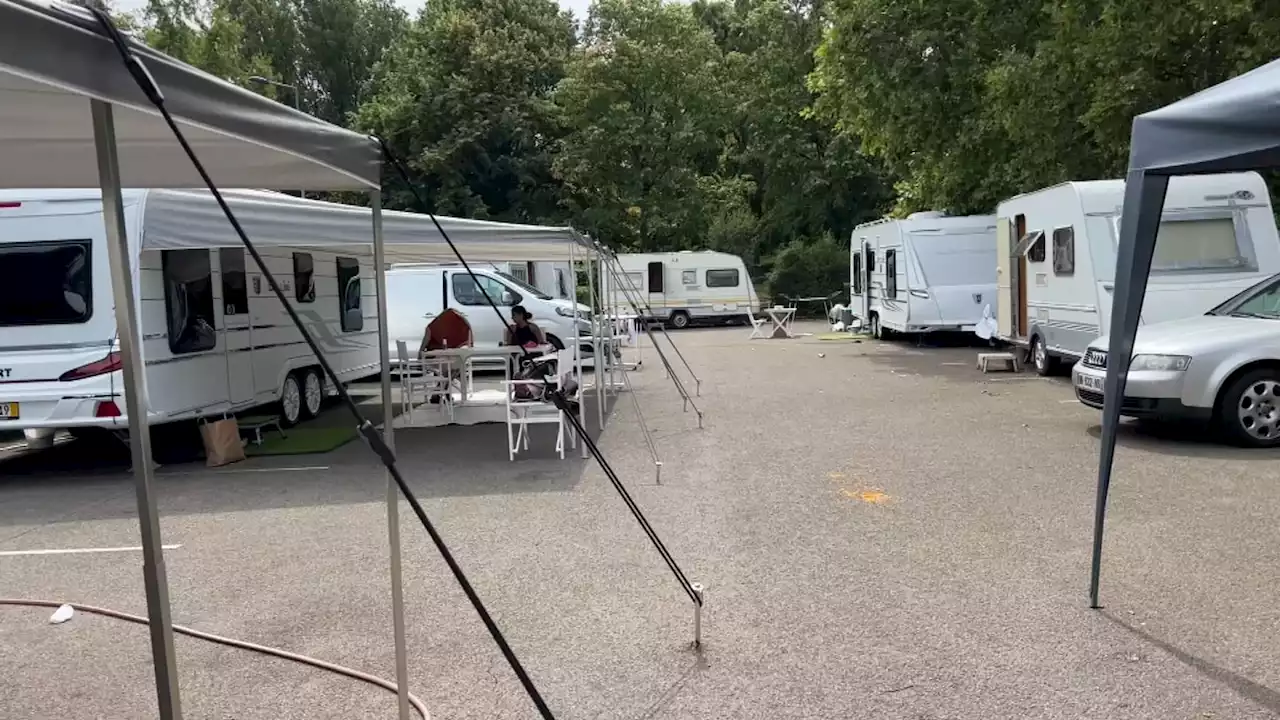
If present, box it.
[842,488,891,504]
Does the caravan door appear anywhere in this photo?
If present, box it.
[996,219,1014,338]
[647,260,666,315]
[859,240,872,322]
[219,248,254,407]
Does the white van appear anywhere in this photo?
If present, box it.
[602,250,759,328]
[384,264,593,363]
[995,171,1280,375]
[0,188,381,435]
[850,212,997,337]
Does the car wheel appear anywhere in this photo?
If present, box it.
[1032,335,1056,376]
[279,372,303,428]
[546,334,566,350]
[1219,369,1280,447]
[301,368,324,419]
[669,311,691,329]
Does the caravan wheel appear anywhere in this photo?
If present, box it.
[301,369,324,419]
[279,372,303,428]
[669,311,691,329]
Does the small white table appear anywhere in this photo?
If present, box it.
[422,345,552,404]
[765,306,797,338]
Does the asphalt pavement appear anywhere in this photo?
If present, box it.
[1,323,1277,719]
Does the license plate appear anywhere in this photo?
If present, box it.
[0,402,18,419]
[1076,374,1105,392]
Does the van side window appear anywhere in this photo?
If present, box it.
[885,250,898,297]
[1027,233,1046,263]
[162,249,217,355]
[336,257,362,332]
[219,248,248,316]
[453,274,519,306]
[706,268,739,288]
[1052,227,1075,275]
[293,252,316,303]
[852,254,863,295]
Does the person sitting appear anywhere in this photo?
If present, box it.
[503,305,547,348]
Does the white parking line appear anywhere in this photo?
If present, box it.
[0,544,182,557]
[165,465,329,476]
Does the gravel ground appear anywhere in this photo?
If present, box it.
[1,322,1278,719]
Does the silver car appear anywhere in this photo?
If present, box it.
[1073,273,1280,447]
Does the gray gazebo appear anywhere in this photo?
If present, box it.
[1089,58,1280,607]
[0,1,396,717]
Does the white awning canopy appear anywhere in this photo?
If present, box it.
[135,188,591,262]
[0,0,381,190]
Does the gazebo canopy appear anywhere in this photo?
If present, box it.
[1128,58,1280,175]
[0,0,381,190]
[1091,57,1280,607]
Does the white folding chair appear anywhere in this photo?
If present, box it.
[502,373,565,460]
[747,312,769,339]
[419,356,456,422]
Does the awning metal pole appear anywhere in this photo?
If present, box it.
[91,99,184,720]
[586,250,605,430]
[372,190,412,720]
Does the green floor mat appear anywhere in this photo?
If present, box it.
[244,425,358,456]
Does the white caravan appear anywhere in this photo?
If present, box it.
[850,212,997,337]
[493,261,574,301]
[0,188,381,435]
[384,264,593,363]
[994,171,1280,375]
[603,250,759,328]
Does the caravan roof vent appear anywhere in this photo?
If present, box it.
[907,210,948,220]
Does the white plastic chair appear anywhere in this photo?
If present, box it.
[747,312,769,339]
[397,341,454,424]
[502,348,580,460]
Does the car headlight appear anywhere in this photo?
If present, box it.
[1130,354,1191,372]
[555,306,577,318]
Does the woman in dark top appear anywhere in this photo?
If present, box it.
[503,305,547,348]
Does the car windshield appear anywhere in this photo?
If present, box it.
[495,271,552,300]
[1208,272,1280,319]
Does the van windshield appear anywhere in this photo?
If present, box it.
[0,239,93,327]
[496,271,552,300]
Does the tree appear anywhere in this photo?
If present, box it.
[142,0,275,83]
[706,0,888,275]
[355,0,575,221]
[766,233,847,303]
[553,0,730,251]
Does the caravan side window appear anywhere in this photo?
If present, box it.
[1052,227,1075,275]
[336,257,362,332]
[293,252,316,303]
[1027,233,1046,263]
[706,268,739,288]
[219,248,248,316]
[556,269,569,298]
[623,272,644,292]
[682,269,697,285]
[867,250,876,272]
[852,254,863,295]
[885,250,898,297]
[162,249,216,355]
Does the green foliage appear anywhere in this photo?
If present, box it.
[354,0,574,222]
[766,234,847,304]
[119,0,1280,296]
[553,0,729,251]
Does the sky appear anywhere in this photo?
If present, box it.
[116,0,593,19]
